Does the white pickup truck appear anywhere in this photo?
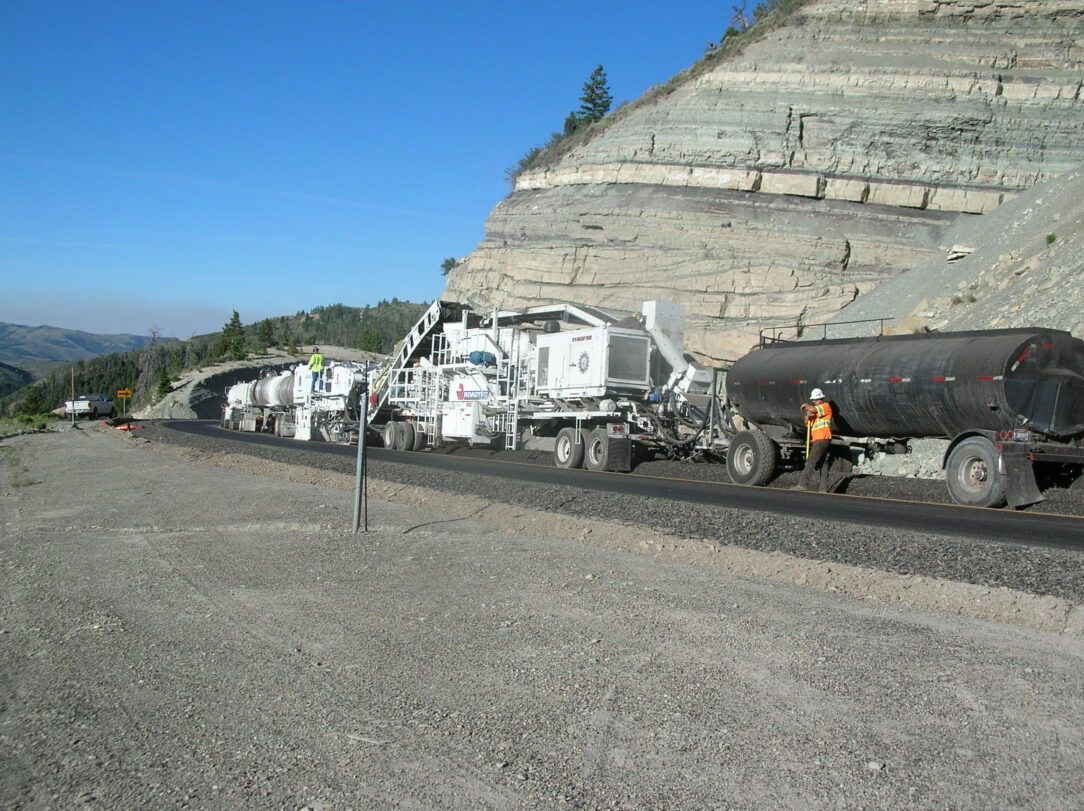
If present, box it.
[64,394,115,419]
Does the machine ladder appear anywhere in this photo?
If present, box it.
[498,333,531,450]
[366,299,449,425]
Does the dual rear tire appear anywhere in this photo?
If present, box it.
[382,420,427,452]
[554,427,586,469]
[553,426,613,471]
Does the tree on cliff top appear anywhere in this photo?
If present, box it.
[215,311,247,361]
[578,65,612,124]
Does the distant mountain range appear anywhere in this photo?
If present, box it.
[0,322,172,367]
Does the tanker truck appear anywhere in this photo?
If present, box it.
[722,328,1084,508]
[222,360,377,444]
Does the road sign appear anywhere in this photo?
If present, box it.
[117,388,133,399]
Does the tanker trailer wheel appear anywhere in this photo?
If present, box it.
[381,421,398,450]
[554,427,585,469]
[945,437,1007,508]
[395,421,416,452]
[726,429,779,486]
[412,427,427,451]
[584,427,611,472]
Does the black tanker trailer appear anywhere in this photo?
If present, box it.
[723,327,1084,508]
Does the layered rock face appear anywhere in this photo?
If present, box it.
[447,0,1084,360]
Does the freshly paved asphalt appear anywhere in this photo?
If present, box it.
[160,420,1084,551]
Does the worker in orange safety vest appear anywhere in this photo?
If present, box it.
[793,387,833,491]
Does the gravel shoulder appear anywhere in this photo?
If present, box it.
[1,426,1083,808]
[142,421,1084,606]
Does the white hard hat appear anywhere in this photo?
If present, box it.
[810,388,826,400]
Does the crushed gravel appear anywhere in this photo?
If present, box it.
[5,427,1084,808]
[142,423,1084,603]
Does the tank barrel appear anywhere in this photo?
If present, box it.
[726,328,1084,440]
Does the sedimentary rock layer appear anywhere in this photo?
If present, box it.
[447,0,1084,358]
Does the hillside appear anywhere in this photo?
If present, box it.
[0,362,32,399]
[445,0,1084,360]
[3,299,428,417]
[0,323,168,367]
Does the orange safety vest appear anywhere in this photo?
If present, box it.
[808,401,833,442]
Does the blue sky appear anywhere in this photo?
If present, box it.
[1,1,738,338]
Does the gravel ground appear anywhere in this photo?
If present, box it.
[141,423,1084,604]
[2,427,1083,808]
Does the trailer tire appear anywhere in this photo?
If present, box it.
[382,421,398,450]
[945,436,1007,508]
[412,427,427,451]
[726,429,778,486]
[396,421,416,452]
[554,427,585,469]
[584,427,610,472]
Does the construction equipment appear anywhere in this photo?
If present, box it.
[723,328,1084,507]
[370,299,715,470]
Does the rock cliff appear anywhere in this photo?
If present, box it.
[446,0,1084,360]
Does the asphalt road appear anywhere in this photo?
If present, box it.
[163,420,1084,552]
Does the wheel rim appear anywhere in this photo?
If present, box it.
[588,439,603,466]
[733,443,754,476]
[556,435,571,463]
[956,454,989,494]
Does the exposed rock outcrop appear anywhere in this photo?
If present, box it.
[446,0,1084,361]
[825,165,1084,338]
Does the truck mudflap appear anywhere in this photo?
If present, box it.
[604,423,632,472]
[1002,445,1043,509]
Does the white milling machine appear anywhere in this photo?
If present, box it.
[222,300,721,470]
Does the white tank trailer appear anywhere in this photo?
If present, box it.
[222,360,379,444]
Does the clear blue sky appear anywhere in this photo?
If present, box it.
[1,1,738,338]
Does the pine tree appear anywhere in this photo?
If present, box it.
[578,65,612,124]
[356,328,383,353]
[157,366,172,398]
[256,318,276,349]
[220,311,247,361]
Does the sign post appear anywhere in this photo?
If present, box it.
[352,375,369,534]
[116,388,133,419]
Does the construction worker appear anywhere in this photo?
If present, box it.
[308,346,325,391]
[794,387,833,491]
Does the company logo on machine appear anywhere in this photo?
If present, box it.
[456,382,489,401]
[577,352,590,373]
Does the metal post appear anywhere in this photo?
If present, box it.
[353,386,369,533]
